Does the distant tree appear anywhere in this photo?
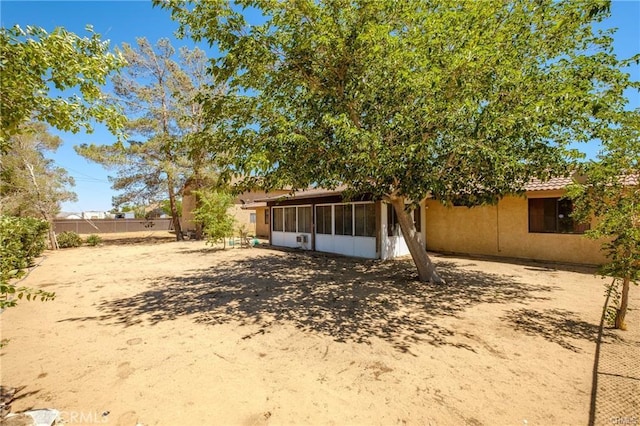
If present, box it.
[0,25,125,153]
[157,0,638,282]
[568,111,640,330]
[76,38,220,241]
[192,190,235,247]
[0,122,77,248]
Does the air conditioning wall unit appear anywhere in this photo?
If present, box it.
[296,235,309,243]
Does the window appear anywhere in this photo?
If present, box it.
[249,213,256,224]
[528,198,590,234]
[298,206,312,233]
[316,205,332,234]
[264,209,270,225]
[335,204,353,236]
[272,208,283,232]
[354,203,376,237]
[387,204,421,236]
[284,207,297,232]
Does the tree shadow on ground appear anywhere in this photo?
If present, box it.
[101,235,175,246]
[501,308,622,352]
[63,251,557,352]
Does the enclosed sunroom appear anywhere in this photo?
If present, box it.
[258,188,425,260]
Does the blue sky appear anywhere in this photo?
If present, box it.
[1,0,639,212]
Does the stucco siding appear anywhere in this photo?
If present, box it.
[255,207,270,237]
[230,205,255,235]
[425,194,607,266]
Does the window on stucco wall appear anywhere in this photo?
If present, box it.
[528,198,590,234]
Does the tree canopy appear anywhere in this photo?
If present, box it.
[0,122,76,218]
[76,38,219,240]
[0,25,126,152]
[568,110,640,330]
[157,0,639,281]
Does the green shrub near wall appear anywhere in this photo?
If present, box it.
[85,234,103,246]
[57,231,83,248]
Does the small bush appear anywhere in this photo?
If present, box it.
[85,234,103,247]
[1,215,54,310]
[0,215,49,280]
[57,231,83,248]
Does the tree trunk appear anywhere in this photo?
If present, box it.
[47,220,58,250]
[614,275,630,330]
[389,196,445,284]
[167,176,183,241]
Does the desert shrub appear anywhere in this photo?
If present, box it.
[192,190,235,246]
[57,231,83,248]
[0,215,49,280]
[85,234,103,247]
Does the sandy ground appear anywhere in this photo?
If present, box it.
[0,232,632,425]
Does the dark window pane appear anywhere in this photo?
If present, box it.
[316,205,332,234]
[335,204,353,236]
[543,198,557,232]
[272,208,283,232]
[298,206,312,233]
[387,204,396,236]
[529,198,556,232]
[355,204,376,237]
[529,198,588,234]
[264,209,270,225]
[413,208,421,232]
[284,207,297,232]
[557,199,574,233]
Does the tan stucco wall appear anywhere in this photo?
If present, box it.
[255,207,270,237]
[229,205,255,235]
[425,193,607,265]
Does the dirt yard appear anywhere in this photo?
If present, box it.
[0,232,632,425]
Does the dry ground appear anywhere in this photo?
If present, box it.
[0,232,634,425]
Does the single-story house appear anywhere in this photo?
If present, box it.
[249,177,607,265]
[180,177,290,236]
[425,176,606,265]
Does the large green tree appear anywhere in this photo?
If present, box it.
[568,110,639,330]
[76,38,219,240]
[158,0,638,282]
[0,25,125,152]
[0,122,77,248]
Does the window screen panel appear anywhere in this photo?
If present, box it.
[316,206,332,234]
[272,208,283,232]
[284,207,297,232]
[298,206,312,233]
[354,204,376,237]
[335,204,353,236]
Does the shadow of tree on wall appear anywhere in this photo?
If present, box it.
[65,251,557,352]
[501,308,621,352]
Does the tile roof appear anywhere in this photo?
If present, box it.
[253,174,636,203]
[255,185,348,202]
[524,176,574,191]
